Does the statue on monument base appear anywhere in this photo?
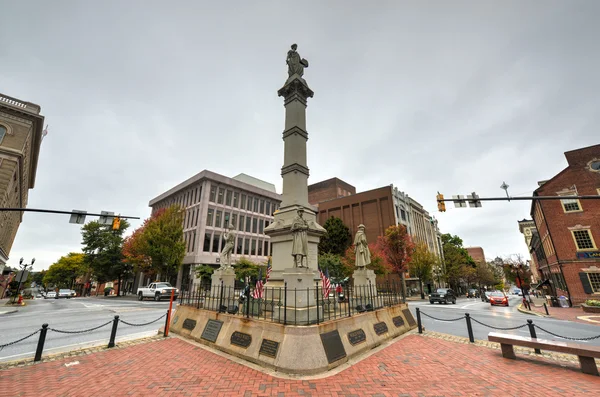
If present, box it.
[286,43,309,78]
[291,208,309,268]
[219,223,236,270]
[354,224,371,269]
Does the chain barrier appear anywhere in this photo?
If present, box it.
[0,329,40,351]
[420,311,465,322]
[534,325,600,341]
[120,312,167,327]
[469,317,529,331]
[49,320,113,334]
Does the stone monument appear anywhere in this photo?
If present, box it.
[211,223,236,295]
[353,225,377,298]
[265,44,326,322]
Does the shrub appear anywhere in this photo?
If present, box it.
[585,300,600,307]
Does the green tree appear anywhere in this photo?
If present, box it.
[318,217,352,256]
[81,219,130,295]
[31,270,46,288]
[408,242,436,299]
[43,253,87,289]
[234,257,259,282]
[195,265,214,285]
[318,253,349,282]
[142,205,186,282]
[441,233,475,292]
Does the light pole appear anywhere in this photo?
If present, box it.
[12,257,35,303]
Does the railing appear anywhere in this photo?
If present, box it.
[0,93,41,114]
[179,281,405,325]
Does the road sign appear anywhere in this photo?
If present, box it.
[16,270,29,282]
[468,192,482,208]
[69,210,87,224]
[452,195,467,208]
[99,211,115,225]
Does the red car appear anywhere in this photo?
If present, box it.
[489,291,509,307]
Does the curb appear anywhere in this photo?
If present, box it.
[0,308,18,315]
[518,303,550,318]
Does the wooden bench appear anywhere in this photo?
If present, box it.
[488,332,600,376]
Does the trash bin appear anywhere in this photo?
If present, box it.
[558,295,569,308]
[550,296,560,307]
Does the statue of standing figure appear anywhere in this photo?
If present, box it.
[286,44,309,78]
[354,224,371,268]
[291,208,309,267]
[220,223,236,270]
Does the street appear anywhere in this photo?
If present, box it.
[0,297,172,362]
[409,296,600,346]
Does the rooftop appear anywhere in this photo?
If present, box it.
[232,173,277,193]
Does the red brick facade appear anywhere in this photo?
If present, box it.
[531,144,600,305]
[308,178,356,206]
[466,247,485,264]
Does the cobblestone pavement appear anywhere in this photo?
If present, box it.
[1,333,599,397]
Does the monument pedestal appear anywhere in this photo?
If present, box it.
[353,268,378,308]
[273,267,323,324]
[211,268,236,297]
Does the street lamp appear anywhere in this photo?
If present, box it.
[12,257,35,303]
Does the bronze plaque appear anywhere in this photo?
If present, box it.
[201,319,223,342]
[392,316,405,328]
[182,318,196,331]
[347,329,366,346]
[373,322,388,335]
[402,309,416,327]
[230,331,252,348]
[259,339,280,358]
[320,330,347,364]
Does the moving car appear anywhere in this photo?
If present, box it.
[482,291,493,302]
[45,291,56,299]
[137,282,179,301]
[467,289,480,298]
[489,291,509,307]
[429,288,457,304]
[57,289,72,299]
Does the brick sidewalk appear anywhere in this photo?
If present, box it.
[1,334,599,397]
[527,302,600,325]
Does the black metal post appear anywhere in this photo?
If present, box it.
[465,313,474,343]
[218,280,224,312]
[346,284,351,318]
[163,309,170,337]
[416,308,422,334]
[315,282,320,325]
[108,315,120,347]
[527,319,541,354]
[34,324,48,362]
[283,282,287,326]
[543,303,549,315]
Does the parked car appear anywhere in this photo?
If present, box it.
[482,291,493,302]
[467,289,480,298]
[56,289,72,299]
[70,290,77,297]
[429,288,457,304]
[137,282,179,301]
[45,291,56,299]
[489,291,509,307]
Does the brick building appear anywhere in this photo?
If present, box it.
[308,177,355,206]
[466,247,485,264]
[530,144,600,305]
[518,219,541,283]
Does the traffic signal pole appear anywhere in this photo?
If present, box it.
[0,208,140,219]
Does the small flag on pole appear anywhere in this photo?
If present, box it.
[266,257,272,281]
[318,266,331,298]
[42,125,48,140]
[252,269,264,299]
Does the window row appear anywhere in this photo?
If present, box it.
[203,233,271,257]
[157,186,203,211]
[184,207,200,229]
[208,184,279,215]
[185,230,197,253]
[206,209,270,234]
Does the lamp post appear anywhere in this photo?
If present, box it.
[11,257,35,303]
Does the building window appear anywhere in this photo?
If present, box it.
[259,219,264,234]
[247,196,253,211]
[226,190,232,206]
[212,233,220,253]
[239,215,245,231]
[244,238,249,255]
[265,202,271,215]
[400,209,406,221]
[587,273,600,293]
[215,210,222,228]
[240,194,246,210]
[265,221,270,229]
[236,237,242,254]
[252,218,258,234]
[572,229,596,251]
[253,198,259,212]
[203,233,211,252]
[260,200,265,214]
[258,240,263,256]
[231,213,237,229]
[191,230,196,252]
[206,209,214,227]
[195,208,199,227]
[246,217,251,232]
[224,212,230,227]
[264,241,269,256]
[0,125,7,143]
[209,186,216,202]
[233,192,239,208]
[251,240,256,255]
[217,188,224,204]
[561,196,582,212]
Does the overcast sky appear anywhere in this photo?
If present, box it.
[2,1,599,271]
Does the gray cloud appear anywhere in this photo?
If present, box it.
[1,0,598,270]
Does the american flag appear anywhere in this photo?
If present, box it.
[318,266,331,298]
[266,257,272,281]
[252,269,264,299]
[41,125,49,140]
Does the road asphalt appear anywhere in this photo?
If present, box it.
[0,296,173,362]
[408,295,600,346]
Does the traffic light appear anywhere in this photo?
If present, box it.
[436,193,446,212]
[112,216,121,230]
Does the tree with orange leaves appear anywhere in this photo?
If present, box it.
[376,225,415,299]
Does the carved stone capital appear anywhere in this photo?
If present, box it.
[281,162,310,177]
[282,126,308,140]
[278,77,314,104]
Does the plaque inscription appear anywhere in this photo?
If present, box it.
[373,322,388,335]
[182,318,197,331]
[201,319,223,342]
[402,308,417,327]
[259,339,280,358]
[392,316,405,328]
[320,330,347,364]
[347,329,366,346]
[230,331,252,348]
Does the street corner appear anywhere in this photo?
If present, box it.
[578,315,600,324]
[518,303,550,318]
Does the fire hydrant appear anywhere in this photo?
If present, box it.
[17,295,23,305]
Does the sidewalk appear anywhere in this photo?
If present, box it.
[1,331,598,396]
[523,298,600,325]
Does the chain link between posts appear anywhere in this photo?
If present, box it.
[419,311,466,322]
[49,320,113,334]
[0,329,41,351]
[534,324,600,341]
[120,312,167,327]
